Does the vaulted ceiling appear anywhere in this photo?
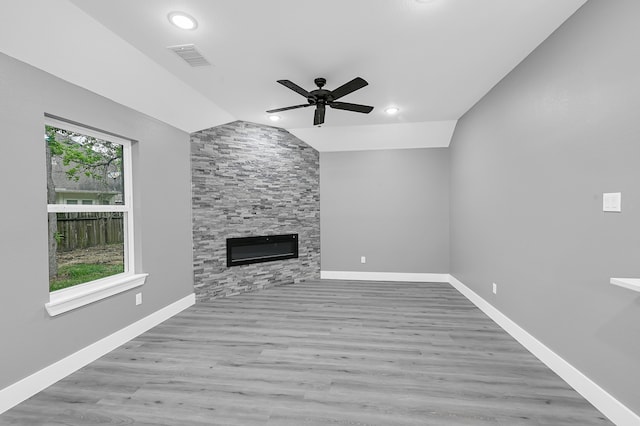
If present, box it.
[0,0,587,151]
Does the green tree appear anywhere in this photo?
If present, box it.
[46,126,122,183]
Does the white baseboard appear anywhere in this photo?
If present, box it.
[448,275,639,426]
[0,293,196,415]
[320,270,449,283]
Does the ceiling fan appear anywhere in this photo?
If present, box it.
[267,77,374,126]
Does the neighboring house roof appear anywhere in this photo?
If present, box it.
[51,156,123,202]
[52,159,122,191]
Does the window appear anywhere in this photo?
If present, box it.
[44,117,147,316]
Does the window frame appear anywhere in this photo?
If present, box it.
[44,117,147,316]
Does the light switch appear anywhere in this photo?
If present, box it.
[603,192,622,212]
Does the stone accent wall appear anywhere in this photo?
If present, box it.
[191,121,320,301]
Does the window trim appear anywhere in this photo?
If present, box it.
[45,273,148,316]
[45,117,146,316]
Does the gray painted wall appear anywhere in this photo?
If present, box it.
[191,121,320,301]
[0,53,194,390]
[450,0,640,414]
[321,148,449,274]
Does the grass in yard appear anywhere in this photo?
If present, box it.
[50,263,125,292]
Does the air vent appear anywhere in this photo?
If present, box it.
[167,44,211,67]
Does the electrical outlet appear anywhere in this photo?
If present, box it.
[135,292,142,305]
[603,192,622,212]
[361,256,366,264]
[492,283,497,294]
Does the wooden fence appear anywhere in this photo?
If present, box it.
[55,212,124,252]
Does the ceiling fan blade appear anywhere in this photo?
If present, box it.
[314,105,326,126]
[277,80,310,98]
[266,103,312,113]
[329,101,374,114]
[330,77,368,100]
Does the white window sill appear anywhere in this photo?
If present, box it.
[610,277,640,293]
[46,273,148,317]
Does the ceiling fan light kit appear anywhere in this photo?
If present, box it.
[267,77,374,126]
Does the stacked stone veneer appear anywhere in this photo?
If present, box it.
[191,121,320,301]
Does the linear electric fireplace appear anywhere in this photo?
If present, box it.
[226,234,298,267]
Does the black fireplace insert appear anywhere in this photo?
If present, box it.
[226,234,298,267]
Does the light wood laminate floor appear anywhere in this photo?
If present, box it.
[1,280,612,425]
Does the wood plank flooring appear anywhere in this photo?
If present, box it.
[0,280,612,425]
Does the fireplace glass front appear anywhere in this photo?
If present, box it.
[226,234,298,267]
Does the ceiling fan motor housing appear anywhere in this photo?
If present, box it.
[307,78,334,105]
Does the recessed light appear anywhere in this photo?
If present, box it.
[385,107,399,115]
[268,115,281,122]
[168,12,198,30]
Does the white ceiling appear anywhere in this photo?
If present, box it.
[1,0,586,151]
